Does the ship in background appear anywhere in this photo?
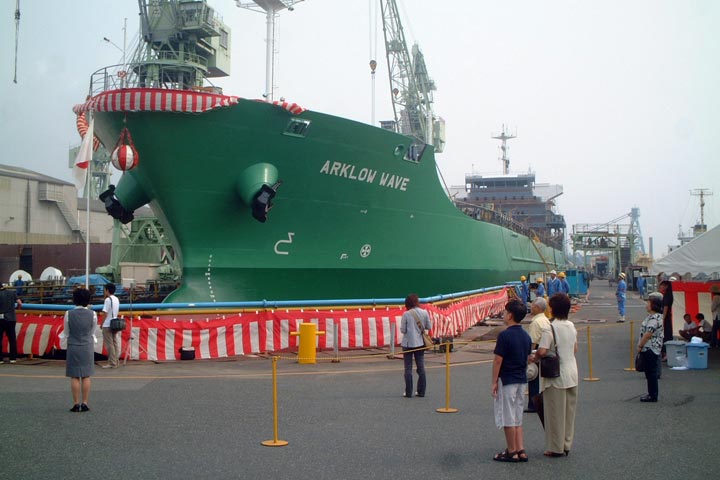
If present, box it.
[74,0,564,303]
[452,126,566,267]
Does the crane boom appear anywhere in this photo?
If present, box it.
[379,0,444,152]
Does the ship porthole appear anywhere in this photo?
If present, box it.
[393,144,405,156]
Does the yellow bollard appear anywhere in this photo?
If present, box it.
[583,325,599,382]
[436,342,458,413]
[261,356,288,447]
[624,321,636,371]
[290,322,326,364]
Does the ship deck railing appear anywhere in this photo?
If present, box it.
[88,58,216,96]
[12,280,179,305]
[455,200,563,251]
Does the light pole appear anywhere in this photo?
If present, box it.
[103,17,127,88]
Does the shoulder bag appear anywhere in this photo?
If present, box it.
[410,309,434,349]
[109,297,126,332]
[634,351,645,372]
[540,325,561,378]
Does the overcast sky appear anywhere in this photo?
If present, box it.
[1,0,718,258]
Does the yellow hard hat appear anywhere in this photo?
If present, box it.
[537,278,543,283]
[520,275,527,281]
[558,272,566,278]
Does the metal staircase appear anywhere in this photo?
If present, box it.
[38,182,86,242]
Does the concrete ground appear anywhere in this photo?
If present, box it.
[1,282,718,480]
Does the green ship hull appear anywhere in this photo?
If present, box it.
[92,92,562,302]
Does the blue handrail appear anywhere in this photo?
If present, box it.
[19,285,511,312]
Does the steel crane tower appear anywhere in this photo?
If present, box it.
[379,0,444,153]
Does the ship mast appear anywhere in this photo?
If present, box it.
[492,125,516,175]
[690,188,713,234]
[236,0,304,101]
[379,0,444,152]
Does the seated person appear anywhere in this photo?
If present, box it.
[696,313,712,343]
[679,313,712,342]
[679,313,700,341]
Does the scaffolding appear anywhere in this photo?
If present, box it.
[571,208,645,277]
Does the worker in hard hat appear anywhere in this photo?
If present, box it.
[520,275,530,304]
[558,272,570,295]
[535,278,546,298]
[616,272,627,322]
[547,270,560,297]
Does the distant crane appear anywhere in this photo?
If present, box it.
[379,0,445,153]
[571,209,646,276]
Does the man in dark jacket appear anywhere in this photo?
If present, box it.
[0,283,23,363]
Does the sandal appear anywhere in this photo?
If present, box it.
[517,449,529,462]
[493,449,519,463]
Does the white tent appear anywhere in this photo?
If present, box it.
[40,266,64,282]
[651,224,720,279]
[9,269,32,283]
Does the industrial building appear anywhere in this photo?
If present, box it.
[0,163,113,282]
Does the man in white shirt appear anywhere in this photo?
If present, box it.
[101,284,120,368]
[679,313,712,343]
[678,314,696,341]
[526,297,551,413]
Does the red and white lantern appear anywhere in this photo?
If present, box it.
[111,126,140,171]
[111,144,139,171]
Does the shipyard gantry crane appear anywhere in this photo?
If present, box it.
[571,208,646,277]
[379,0,445,153]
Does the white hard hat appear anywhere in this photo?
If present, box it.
[550,270,557,275]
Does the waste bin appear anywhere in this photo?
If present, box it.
[665,340,687,368]
[686,342,709,369]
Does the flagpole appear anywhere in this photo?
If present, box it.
[84,112,92,289]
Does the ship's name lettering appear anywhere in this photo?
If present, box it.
[319,161,409,191]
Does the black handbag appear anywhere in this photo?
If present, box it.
[110,318,126,332]
[635,351,645,372]
[540,325,561,378]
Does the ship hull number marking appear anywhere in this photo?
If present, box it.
[274,232,295,255]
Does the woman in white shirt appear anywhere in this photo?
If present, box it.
[535,293,578,457]
[60,287,98,412]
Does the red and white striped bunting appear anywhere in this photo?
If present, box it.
[72,88,306,116]
[9,289,507,361]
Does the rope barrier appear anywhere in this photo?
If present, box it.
[266,319,637,364]
[258,319,640,445]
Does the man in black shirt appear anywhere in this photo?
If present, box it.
[0,283,23,363]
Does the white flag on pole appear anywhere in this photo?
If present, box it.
[73,117,94,191]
